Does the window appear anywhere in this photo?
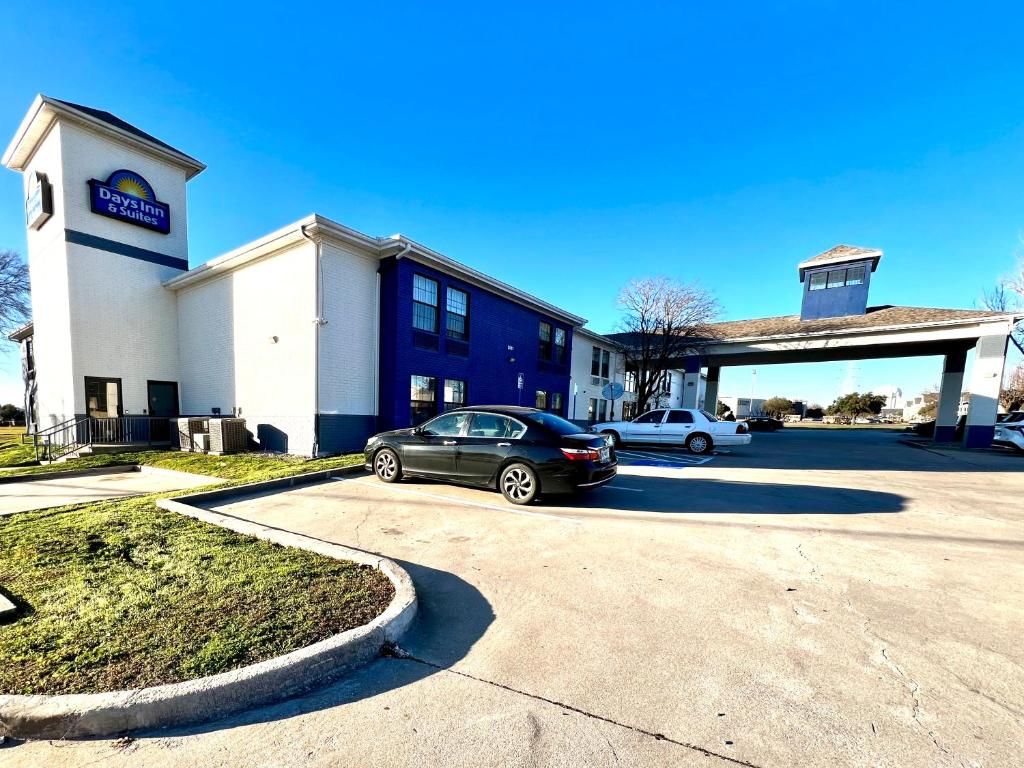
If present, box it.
[554,328,567,364]
[845,265,866,285]
[85,377,122,419]
[624,371,637,394]
[622,401,637,420]
[591,346,601,377]
[550,392,563,415]
[826,269,846,289]
[468,413,527,439]
[421,411,470,436]
[410,375,437,425]
[597,399,607,422]
[666,410,694,424]
[443,378,466,411]
[700,409,719,422]
[634,410,666,424]
[588,398,597,422]
[808,272,827,291]
[413,275,439,333]
[524,411,586,435]
[538,322,552,360]
[601,350,610,379]
[446,287,469,340]
[535,390,548,410]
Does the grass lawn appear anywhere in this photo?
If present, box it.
[0,425,35,469]
[0,441,393,696]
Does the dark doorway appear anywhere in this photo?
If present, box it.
[147,381,179,443]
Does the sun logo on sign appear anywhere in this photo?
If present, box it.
[107,170,155,201]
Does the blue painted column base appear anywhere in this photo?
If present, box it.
[963,424,995,449]
[932,425,958,442]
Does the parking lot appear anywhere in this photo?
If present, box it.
[8,429,1023,768]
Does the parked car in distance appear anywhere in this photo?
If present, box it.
[993,412,1024,453]
[910,416,966,440]
[364,406,616,505]
[592,408,752,454]
[740,416,784,432]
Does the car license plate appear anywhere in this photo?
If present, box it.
[599,446,610,462]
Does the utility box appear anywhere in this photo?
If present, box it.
[208,418,247,454]
[174,417,210,451]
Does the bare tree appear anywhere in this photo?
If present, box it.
[982,254,1024,353]
[0,250,30,337]
[1001,364,1024,411]
[614,277,719,412]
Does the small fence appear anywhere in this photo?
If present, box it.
[32,416,172,462]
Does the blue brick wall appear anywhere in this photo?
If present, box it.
[378,257,573,431]
[800,260,873,320]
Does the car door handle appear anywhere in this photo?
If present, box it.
[442,440,458,446]
[497,442,511,447]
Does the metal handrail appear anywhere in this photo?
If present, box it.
[33,415,173,462]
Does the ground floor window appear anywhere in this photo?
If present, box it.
[550,392,563,415]
[622,401,637,421]
[85,376,122,419]
[535,390,548,410]
[443,379,467,411]
[410,375,437,425]
[587,398,597,423]
[596,399,608,422]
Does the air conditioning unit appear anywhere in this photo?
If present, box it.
[194,432,210,452]
[174,417,210,451]
[208,418,247,454]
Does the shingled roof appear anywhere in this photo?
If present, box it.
[701,305,1010,341]
[50,98,197,161]
[797,244,882,281]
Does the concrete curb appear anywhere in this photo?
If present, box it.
[0,464,138,484]
[0,467,416,740]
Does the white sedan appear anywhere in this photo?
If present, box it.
[592,408,752,455]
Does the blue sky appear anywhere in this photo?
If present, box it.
[2,2,1023,406]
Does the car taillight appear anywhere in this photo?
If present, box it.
[561,447,600,461]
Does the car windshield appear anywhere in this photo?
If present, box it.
[700,410,718,422]
[524,411,585,435]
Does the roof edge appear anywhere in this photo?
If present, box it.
[3,95,206,179]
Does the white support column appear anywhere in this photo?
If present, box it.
[934,349,966,442]
[963,335,1009,448]
[680,355,702,408]
[703,366,721,413]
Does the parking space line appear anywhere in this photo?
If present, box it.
[341,478,581,523]
[607,485,645,492]
[617,449,713,466]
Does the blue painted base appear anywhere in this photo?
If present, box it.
[963,424,995,449]
[933,425,958,442]
[318,414,378,453]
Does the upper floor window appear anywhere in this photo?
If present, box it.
[538,322,553,360]
[413,275,439,333]
[446,287,469,341]
[808,265,867,292]
[590,347,611,381]
[554,328,567,364]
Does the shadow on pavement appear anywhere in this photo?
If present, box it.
[557,476,907,515]
[142,559,493,736]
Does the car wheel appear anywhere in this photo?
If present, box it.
[602,430,621,448]
[373,448,402,483]
[686,433,713,455]
[500,463,539,505]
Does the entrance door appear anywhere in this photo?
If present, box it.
[402,411,470,476]
[147,381,179,442]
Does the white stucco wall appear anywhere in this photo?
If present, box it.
[19,117,190,422]
[175,241,317,454]
[317,239,380,417]
[569,332,634,422]
[22,122,75,426]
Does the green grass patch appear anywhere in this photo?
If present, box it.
[0,425,36,469]
[0,446,392,695]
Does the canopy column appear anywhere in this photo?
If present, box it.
[963,335,1008,448]
[934,350,966,442]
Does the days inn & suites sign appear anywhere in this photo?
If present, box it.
[88,169,170,234]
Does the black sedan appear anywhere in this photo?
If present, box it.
[363,406,617,504]
[740,416,785,432]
